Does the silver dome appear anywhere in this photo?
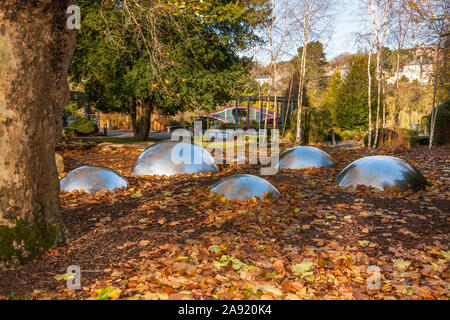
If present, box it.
[210,174,280,201]
[131,142,219,176]
[335,156,427,192]
[60,165,128,193]
[277,146,335,169]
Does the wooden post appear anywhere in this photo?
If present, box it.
[276,101,279,129]
[247,97,250,130]
[260,99,263,131]
[281,103,285,137]
[235,98,239,130]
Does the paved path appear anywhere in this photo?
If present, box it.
[321,141,363,152]
[95,130,172,140]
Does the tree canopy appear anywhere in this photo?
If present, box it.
[70,0,271,139]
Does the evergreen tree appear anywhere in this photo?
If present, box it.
[70,0,270,139]
[334,54,378,130]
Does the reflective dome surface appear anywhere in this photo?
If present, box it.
[60,166,128,193]
[234,155,247,162]
[277,146,335,169]
[335,156,427,192]
[210,174,280,201]
[131,142,219,176]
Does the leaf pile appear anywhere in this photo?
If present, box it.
[0,144,448,300]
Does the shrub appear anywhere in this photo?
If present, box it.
[410,135,429,146]
[364,128,410,150]
[433,99,450,145]
[62,127,76,139]
[69,118,99,135]
[326,131,342,143]
[336,129,365,141]
[364,128,398,148]
[305,109,332,143]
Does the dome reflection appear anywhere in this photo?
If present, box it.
[131,142,218,176]
[60,166,128,193]
[277,146,335,169]
[210,174,280,201]
[335,156,427,192]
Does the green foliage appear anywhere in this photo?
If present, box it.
[336,129,366,141]
[334,54,378,130]
[63,127,76,139]
[70,0,270,135]
[304,109,332,143]
[322,71,344,126]
[433,99,450,144]
[64,101,79,115]
[410,135,429,146]
[295,41,328,108]
[69,118,99,135]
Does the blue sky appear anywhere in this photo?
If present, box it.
[251,0,366,64]
[325,0,362,60]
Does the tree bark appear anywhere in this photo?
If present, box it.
[374,46,382,148]
[295,0,310,145]
[0,0,76,265]
[282,74,293,137]
[296,38,308,144]
[367,49,374,150]
[382,72,386,129]
[392,50,401,129]
[429,40,443,150]
[131,99,152,141]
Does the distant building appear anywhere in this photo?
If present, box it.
[255,75,271,85]
[387,60,433,85]
[326,65,349,79]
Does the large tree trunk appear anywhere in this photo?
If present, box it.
[131,99,152,141]
[0,0,76,265]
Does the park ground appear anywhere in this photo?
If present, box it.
[0,139,448,300]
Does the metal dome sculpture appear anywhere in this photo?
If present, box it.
[210,174,280,201]
[131,142,219,176]
[277,146,335,169]
[335,156,427,192]
[60,165,128,193]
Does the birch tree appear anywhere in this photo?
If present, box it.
[264,0,289,130]
[388,0,414,130]
[291,0,334,144]
[406,0,448,149]
[365,0,391,149]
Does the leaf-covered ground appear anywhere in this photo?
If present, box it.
[0,142,448,300]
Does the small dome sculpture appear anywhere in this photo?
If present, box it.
[210,174,280,201]
[131,142,218,176]
[60,166,128,193]
[335,156,427,192]
[277,146,335,169]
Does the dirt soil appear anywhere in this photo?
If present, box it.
[0,143,448,300]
